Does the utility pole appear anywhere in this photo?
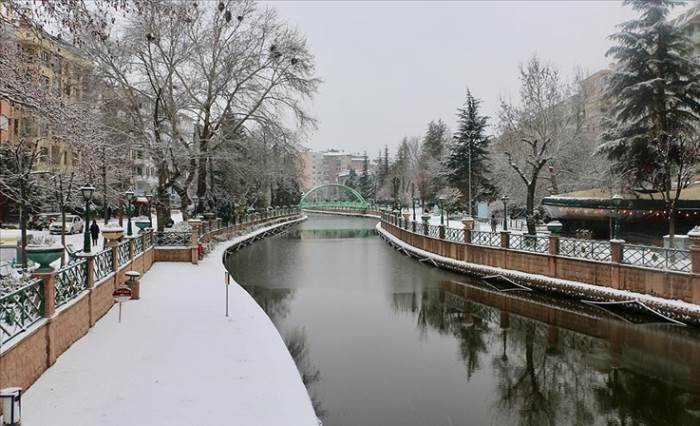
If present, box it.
[467,139,472,217]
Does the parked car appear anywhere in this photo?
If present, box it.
[49,215,84,235]
[29,213,62,230]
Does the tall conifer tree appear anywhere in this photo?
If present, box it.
[445,90,494,215]
[600,0,700,237]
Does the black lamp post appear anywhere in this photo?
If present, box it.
[145,193,153,228]
[501,195,509,231]
[80,184,95,253]
[612,194,623,239]
[411,183,416,221]
[125,189,135,236]
[439,195,446,225]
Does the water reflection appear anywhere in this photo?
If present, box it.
[242,284,326,420]
[285,327,326,419]
[286,228,377,239]
[226,215,700,426]
[404,281,700,426]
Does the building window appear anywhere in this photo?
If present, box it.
[51,146,60,165]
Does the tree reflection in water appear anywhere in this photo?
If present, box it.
[392,281,700,426]
[285,327,326,419]
[243,285,326,420]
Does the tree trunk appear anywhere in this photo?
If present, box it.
[102,148,108,225]
[668,208,676,239]
[56,176,66,266]
[526,183,536,235]
[196,138,208,213]
[173,184,191,221]
[19,193,27,269]
[60,203,66,267]
[155,189,171,232]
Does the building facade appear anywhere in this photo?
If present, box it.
[0,13,92,173]
[300,149,371,191]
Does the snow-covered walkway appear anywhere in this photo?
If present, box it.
[23,218,318,426]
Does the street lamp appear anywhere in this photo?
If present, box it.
[125,189,135,236]
[145,193,153,228]
[612,194,623,239]
[80,184,95,253]
[411,183,416,221]
[501,195,509,231]
[439,195,446,225]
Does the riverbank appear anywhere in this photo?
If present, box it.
[23,217,318,426]
[376,222,700,325]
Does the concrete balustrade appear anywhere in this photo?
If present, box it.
[381,219,700,306]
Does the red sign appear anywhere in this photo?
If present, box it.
[113,287,132,303]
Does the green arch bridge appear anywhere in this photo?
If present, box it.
[300,183,369,209]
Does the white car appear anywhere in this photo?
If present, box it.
[49,215,84,235]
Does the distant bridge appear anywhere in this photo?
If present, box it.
[299,183,369,209]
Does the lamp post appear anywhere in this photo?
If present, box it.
[411,183,416,221]
[125,189,135,236]
[80,184,95,253]
[612,194,623,239]
[439,195,446,225]
[145,193,153,228]
[501,195,509,231]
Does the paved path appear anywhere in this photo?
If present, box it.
[23,219,317,426]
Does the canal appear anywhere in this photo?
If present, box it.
[224,214,700,426]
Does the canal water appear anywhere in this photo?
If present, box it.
[224,214,700,426]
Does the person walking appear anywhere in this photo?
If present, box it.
[490,213,498,233]
[90,220,100,247]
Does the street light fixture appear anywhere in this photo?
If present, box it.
[411,183,416,221]
[80,184,95,253]
[501,195,509,231]
[125,189,135,236]
[145,193,153,228]
[438,195,446,226]
[611,194,623,240]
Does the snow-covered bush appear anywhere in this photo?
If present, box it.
[26,235,59,248]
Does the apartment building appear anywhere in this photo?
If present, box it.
[0,12,92,173]
[300,149,372,190]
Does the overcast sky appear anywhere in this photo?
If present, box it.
[269,1,644,155]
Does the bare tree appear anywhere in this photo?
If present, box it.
[0,20,104,264]
[178,2,319,213]
[498,56,579,234]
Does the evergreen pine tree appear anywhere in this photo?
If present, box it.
[345,169,358,189]
[445,89,494,215]
[374,150,384,202]
[600,0,700,236]
[358,151,372,199]
[422,119,449,159]
[383,145,390,175]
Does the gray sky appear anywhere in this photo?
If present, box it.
[269,1,640,155]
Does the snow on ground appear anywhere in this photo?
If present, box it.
[404,210,535,233]
[22,217,318,426]
[0,212,184,266]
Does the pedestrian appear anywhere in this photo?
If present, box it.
[90,219,100,247]
[490,213,498,233]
